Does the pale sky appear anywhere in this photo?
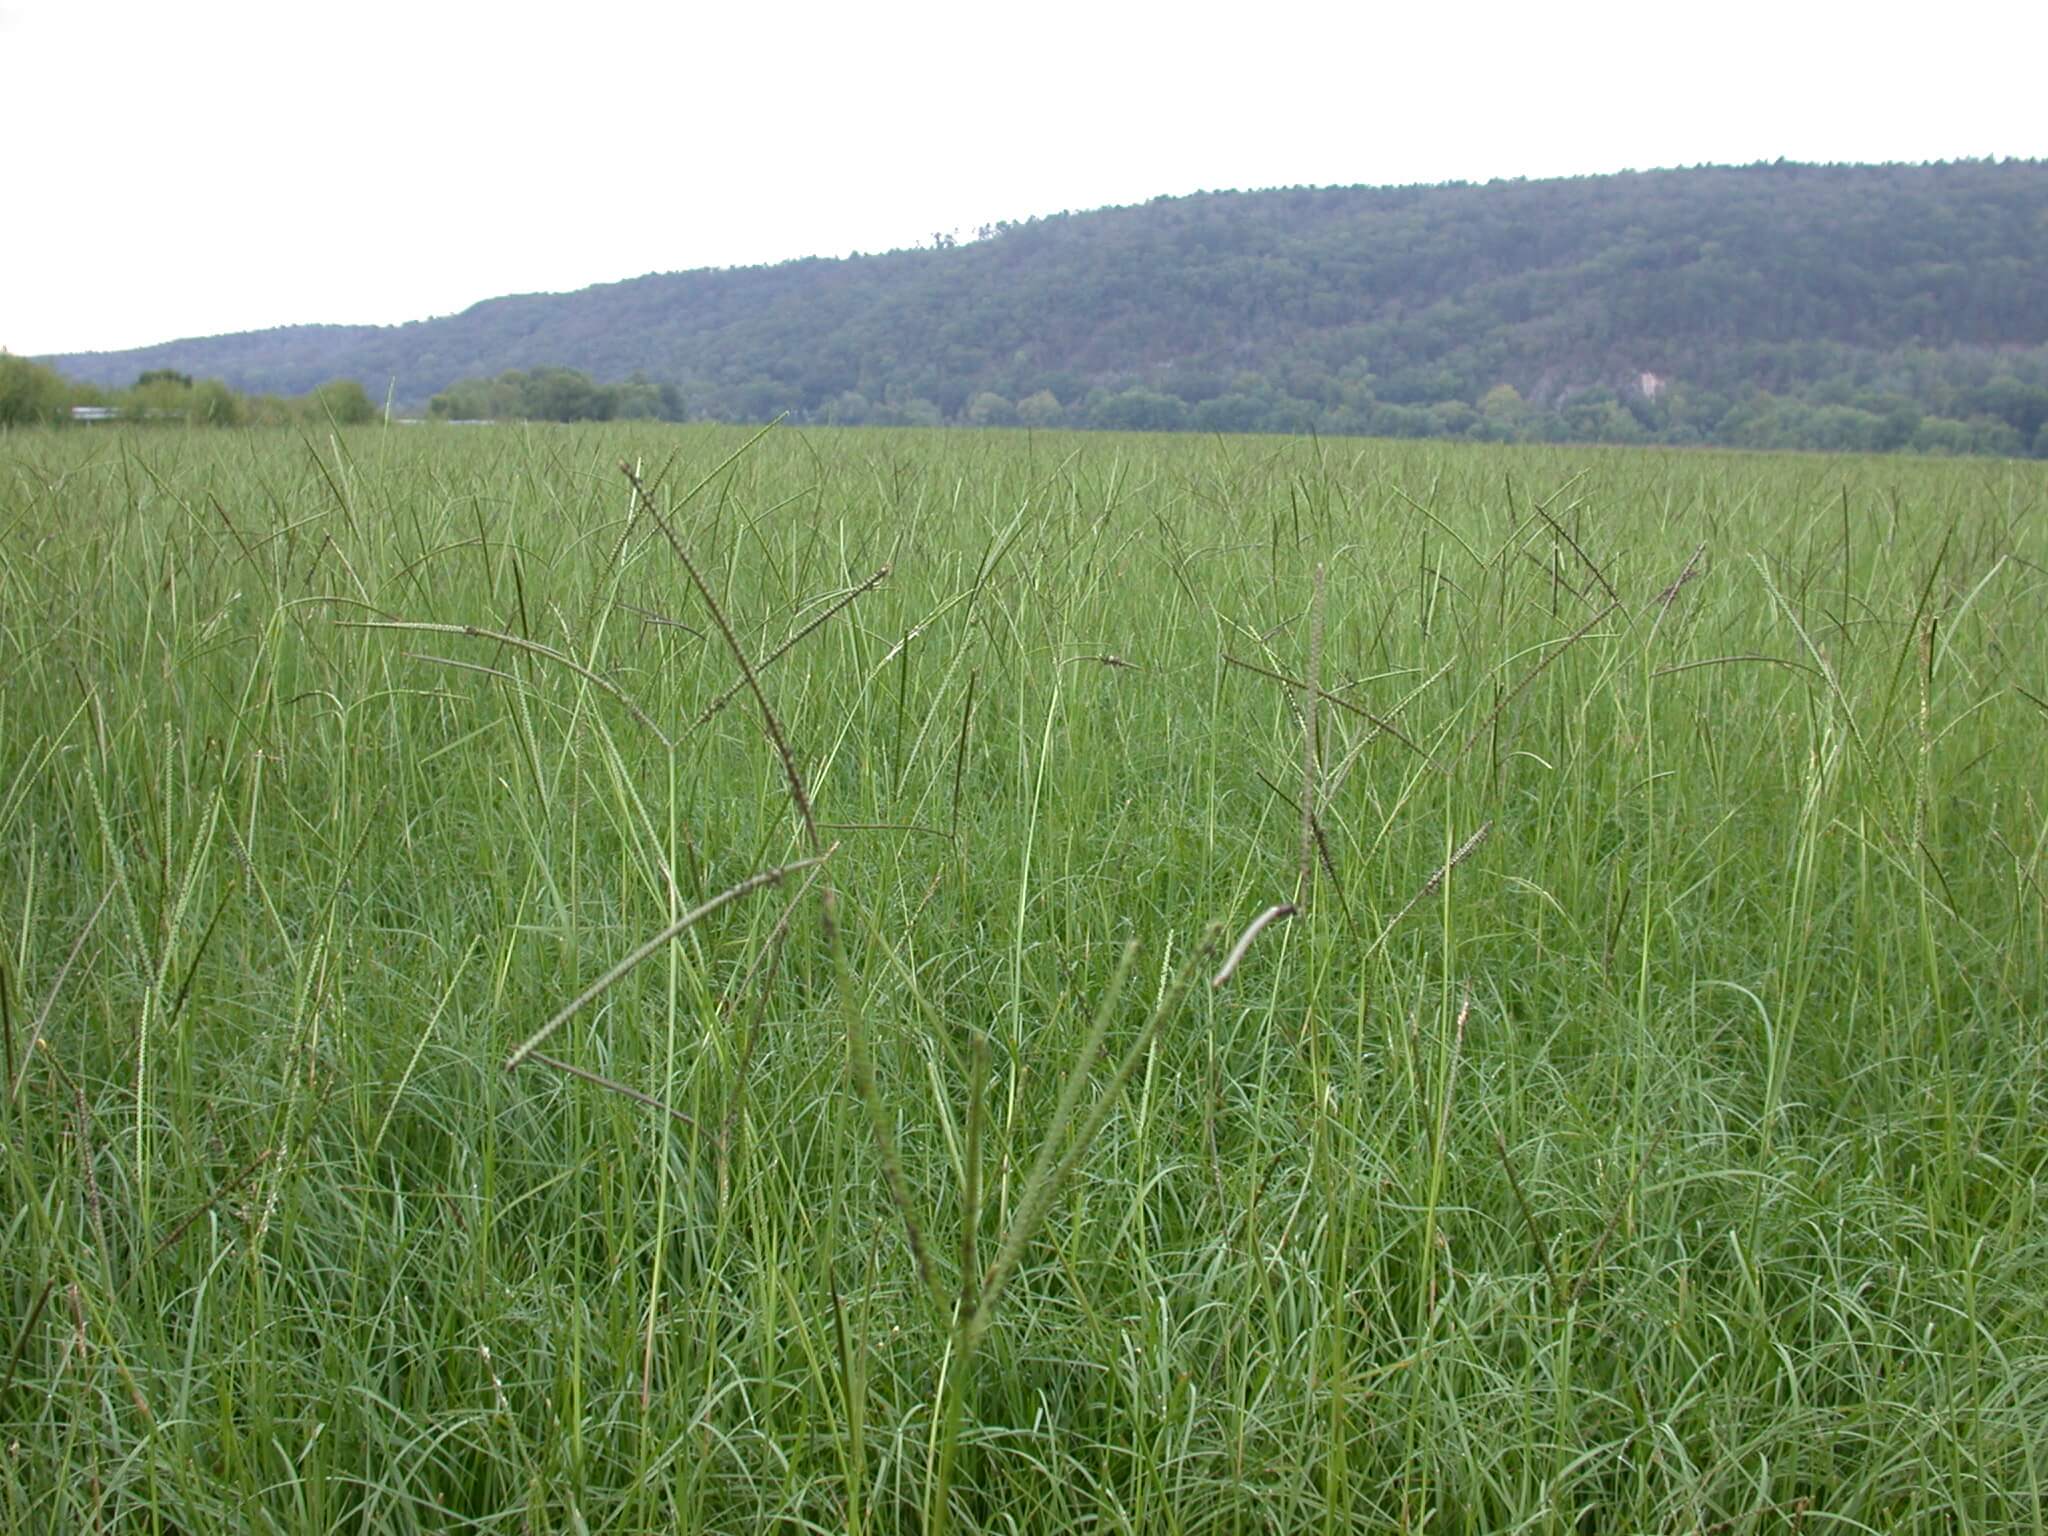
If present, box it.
[6,0,2044,358]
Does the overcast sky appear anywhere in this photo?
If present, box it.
[6,0,2045,358]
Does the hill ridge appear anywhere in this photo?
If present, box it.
[40,161,2048,452]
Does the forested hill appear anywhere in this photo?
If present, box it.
[42,161,2048,452]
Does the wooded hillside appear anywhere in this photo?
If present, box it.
[41,161,2048,452]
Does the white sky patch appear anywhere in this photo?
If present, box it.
[5,0,2044,357]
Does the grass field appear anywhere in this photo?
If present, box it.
[2,423,2044,1533]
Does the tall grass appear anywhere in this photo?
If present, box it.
[2,422,2043,1532]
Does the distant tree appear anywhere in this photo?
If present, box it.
[609,372,682,421]
[1804,404,1889,454]
[1164,370,1228,406]
[1191,394,1267,434]
[524,366,612,422]
[309,379,376,425]
[1910,417,1980,456]
[191,378,244,426]
[0,354,74,425]
[1478,383,1527,421]
[244,394,297,427]
[1265,397,1322,435]
[428,377,502,419]
[1556,389,1647,444]
[736,378,786,422]
[126,372,197,417]
[1964,377,2048,443]
[1094,388,1188,433]
[1367,402,1440,439]
[1911,415,2024,457]
[1427,400,1480,437]
[1015,390,1064,428]
[1870,397,1923,452]
[965,391,1016,427]
[826,391,872,426]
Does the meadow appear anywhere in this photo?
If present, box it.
[1,422,2043,1533]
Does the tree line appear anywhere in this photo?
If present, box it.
[0,357,379,428]
[426,367,681,422]
[17,347,2043,459]
[414,360,2047,457]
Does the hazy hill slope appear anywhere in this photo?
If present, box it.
[41,161,2048,440]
